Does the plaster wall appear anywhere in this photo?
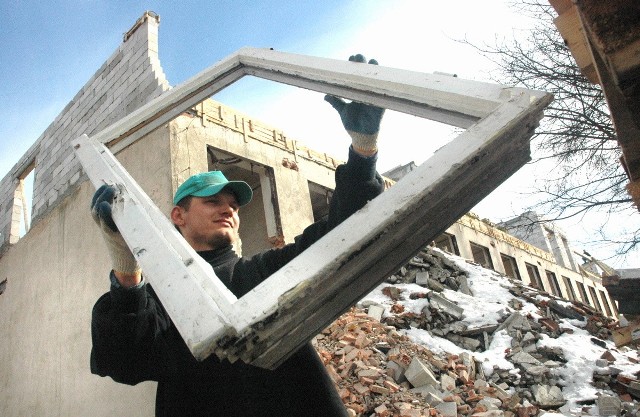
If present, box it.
[0,128,173,416]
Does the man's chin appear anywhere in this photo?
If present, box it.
[207,232,237,249]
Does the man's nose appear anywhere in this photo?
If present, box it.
[220,202,235,215]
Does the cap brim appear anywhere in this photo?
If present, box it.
[191,181,253,206]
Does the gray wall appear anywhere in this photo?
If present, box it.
[0,131,172,416]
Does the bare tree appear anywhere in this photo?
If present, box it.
[464,0,637,257]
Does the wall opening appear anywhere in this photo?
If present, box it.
[575,281,590,305]
[469,242,494,270]
[206,146,271,256]
[307,182,332,223]
[500,253,521,281]
[434,233,460,255]
[525,262,544,290]
[599,289,613,317]
[545,228,567,269]
[588,286,603,313]
[10,160,35,243]
[545,270,562,297]
[562,276,577,301]
[561,237,577,271]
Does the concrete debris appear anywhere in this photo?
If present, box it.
[313,247,640,417]
[531,384,565,408]
[596,394,621,416]
[405,357,438,388]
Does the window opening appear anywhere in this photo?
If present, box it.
[599,290,613,317]
[500,253,521,280]
[11,160,35,242]
[545,270,562,297]
[434,233,459,255]
[576,281,589,305]
[206,147,268,256]
[525,262,545,290]
[470,242,494,270]
[561,237,577,271]
[307,182,333,223]
[588,286,604,313]
[561,276,577,301]
[545,228,568,269]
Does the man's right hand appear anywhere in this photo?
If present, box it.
[91,185,141,287]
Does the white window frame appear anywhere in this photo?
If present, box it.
[73,48,552,369]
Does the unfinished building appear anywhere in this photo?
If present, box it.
[0,11,610,416]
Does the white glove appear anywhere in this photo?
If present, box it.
[91,185,140,275]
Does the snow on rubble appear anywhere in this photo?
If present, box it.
[314,247,640,417]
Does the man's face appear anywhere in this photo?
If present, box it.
[171,190,240,251]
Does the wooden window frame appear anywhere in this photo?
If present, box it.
[72,48,552,369]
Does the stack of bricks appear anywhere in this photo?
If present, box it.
[314,309,433,416]
[314,308,523,417]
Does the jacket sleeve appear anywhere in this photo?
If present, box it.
[230,146,385,296]
[90,273,170,385]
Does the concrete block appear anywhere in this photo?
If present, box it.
[458,275,472,295]
[435,401,457,417]
[367,304,385,322]
[427,292,464,319]
[410,384,444,404]
[532,384,565,408]
[387,360,407,383]
[479,397,502,410]
[472,411,504,417]
[597,394,621,416]
[405,357,437,388]
[416,271,430,285]
[440,373,456,391]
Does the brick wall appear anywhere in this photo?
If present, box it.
[0,12,169,253]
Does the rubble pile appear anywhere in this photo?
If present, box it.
[314,247,640,417]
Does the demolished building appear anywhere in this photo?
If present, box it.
[386,165,618,320]
[0,11,620,417]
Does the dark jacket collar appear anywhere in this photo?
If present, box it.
[196,244,238,267]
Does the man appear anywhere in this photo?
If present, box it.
[90,54,385,417]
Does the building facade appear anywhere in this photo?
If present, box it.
[386,163,619,318]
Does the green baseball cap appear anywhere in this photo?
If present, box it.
[173,171,253,206]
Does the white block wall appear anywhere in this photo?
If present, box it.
[0,12,169,254]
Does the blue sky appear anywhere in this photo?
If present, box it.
[1,0,521,177]
[1,0,637,267]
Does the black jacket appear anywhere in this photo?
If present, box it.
[90,148,384,417]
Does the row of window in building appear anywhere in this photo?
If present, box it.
[434,233,617,318]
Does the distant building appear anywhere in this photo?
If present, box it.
[385,162,619,318]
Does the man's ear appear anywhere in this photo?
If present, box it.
[170,206,185,228]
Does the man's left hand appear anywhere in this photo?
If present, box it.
[324,54,385,156]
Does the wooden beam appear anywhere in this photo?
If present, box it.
[611,321,640,347]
